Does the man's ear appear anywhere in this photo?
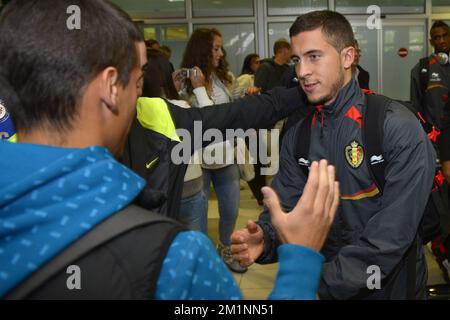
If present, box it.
[100,67,120,114]
[342,46,356,70]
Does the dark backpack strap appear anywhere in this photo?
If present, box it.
[5,205,182,300]
[419,57,429,97]
[418,57,430,118]
[363,94,390,193]
[364,93,418,299]
[294,109,315,178]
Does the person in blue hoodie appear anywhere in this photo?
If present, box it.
[0,0,339,300]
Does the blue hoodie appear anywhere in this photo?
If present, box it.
[0,140,324,300]
[0,141,144,297]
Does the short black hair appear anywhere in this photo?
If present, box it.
[146,39,159,48]
[273,38,291,55]
[289,10,355,53]
[430,20,450,36]
[0,0,143,133]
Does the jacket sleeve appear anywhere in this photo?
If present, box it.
[168,86,306,149]
[318,102,436,299]
[256,124,308,264]
[155,231,324,300]
[192,87,214,107]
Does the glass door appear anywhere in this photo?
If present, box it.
[382,21,427,101]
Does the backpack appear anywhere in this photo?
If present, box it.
[294,91,448,245]
[5,205,185,299]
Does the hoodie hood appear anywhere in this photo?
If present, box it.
[0,141,145,297]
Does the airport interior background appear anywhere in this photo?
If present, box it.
[106,0,450,102]
[1,0,449,299]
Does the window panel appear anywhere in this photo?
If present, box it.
[382,24,426,100]
[433,0,450,11]
[267,0,328,16]
[352,25,379,92]
[192,0,254,17]
[110,0,186,18]
[141,24,189,70]
[336,0,425,14]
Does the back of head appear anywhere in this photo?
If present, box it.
[289,10,355,53]
[146,39,159,49]
[273,38,291,55]
[143,49,179,100]
[0,0,143,134]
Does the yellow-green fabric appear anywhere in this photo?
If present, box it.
[8,134,17,143]
[136,97,180,142]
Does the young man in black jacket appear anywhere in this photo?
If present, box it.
[232,10,436,300]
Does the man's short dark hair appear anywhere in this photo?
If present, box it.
[146,39,159,48]
[273,38,291,55]
[430,20,450,36]
[0,0,143,133]
[289,10,355,53]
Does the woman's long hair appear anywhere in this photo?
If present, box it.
[143,49,179,100]
[240,53,259,76]
[180,28,231,95]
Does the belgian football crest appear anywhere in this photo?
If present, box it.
[345,140,364,168]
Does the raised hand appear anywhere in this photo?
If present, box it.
[264,159,339,251]
[189,66,206,89]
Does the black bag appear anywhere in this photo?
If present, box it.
[5,205,185,299]
[362,93,445,244]
[294,91,448,245]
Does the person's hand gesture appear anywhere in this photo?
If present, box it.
[172,69,185,93]
[189,66,205,89]
[264,159,339,251]
[245,86,261,96]
[231,220,264,267]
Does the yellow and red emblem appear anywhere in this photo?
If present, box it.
[345,140,364,168]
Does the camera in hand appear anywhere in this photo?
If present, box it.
[180,68,196,78]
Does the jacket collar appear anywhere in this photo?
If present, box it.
[319,79,363,118]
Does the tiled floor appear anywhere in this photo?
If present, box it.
[206,181,448,300]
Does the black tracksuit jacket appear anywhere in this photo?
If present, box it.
[257,80,436,299]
